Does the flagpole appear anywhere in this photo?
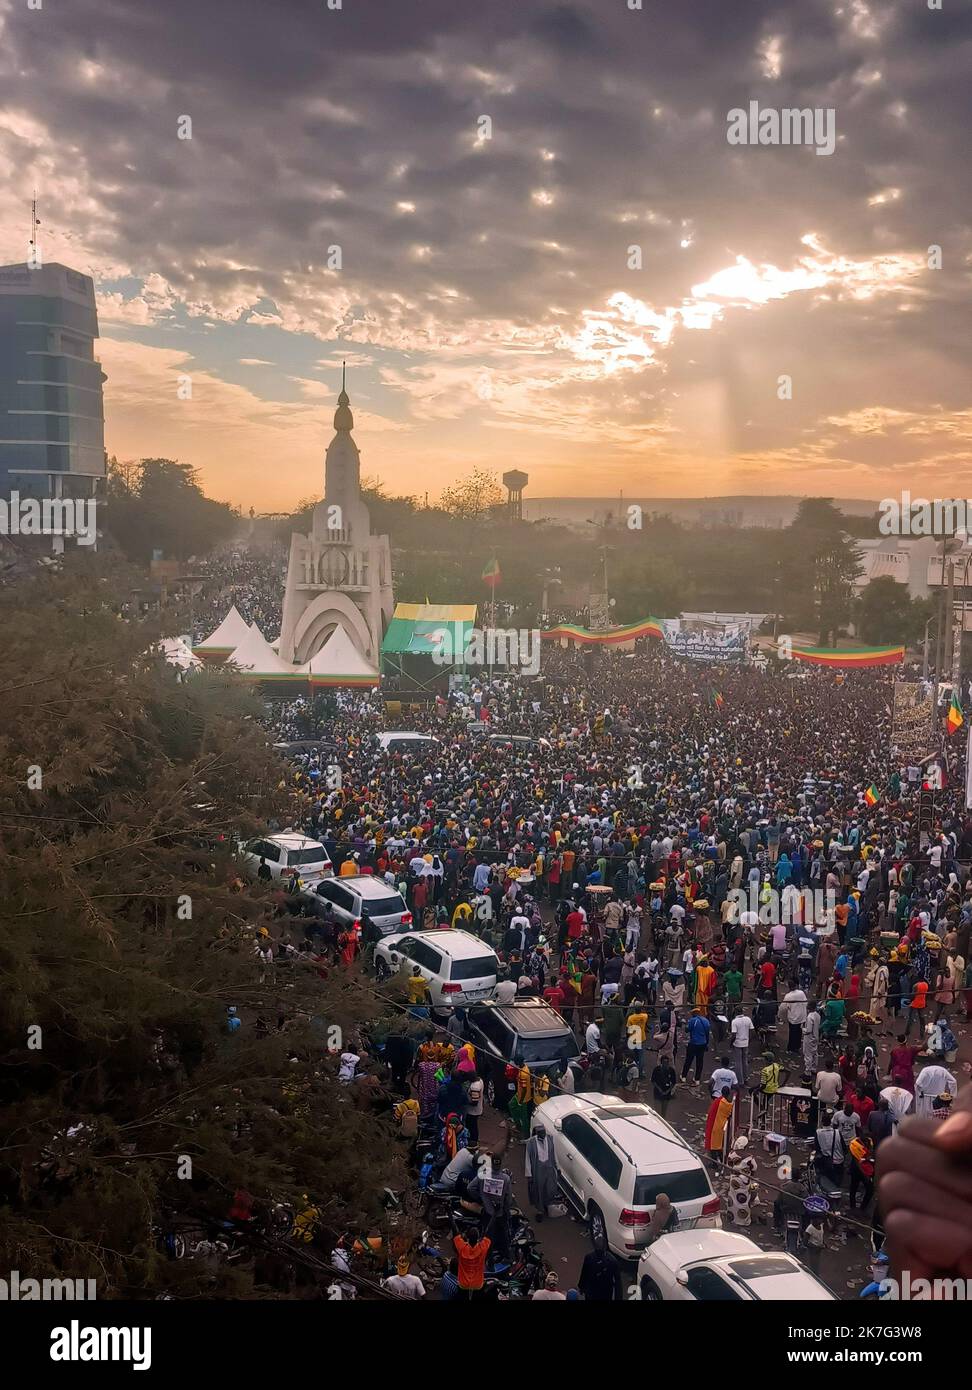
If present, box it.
[488,585,495,688]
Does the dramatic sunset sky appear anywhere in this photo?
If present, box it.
[1,0,969,512]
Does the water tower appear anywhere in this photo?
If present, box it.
[503,469,528,522]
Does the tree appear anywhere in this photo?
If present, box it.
[0,557,406,1297]
[439,468,503,522]
[783,498,862,645]
[856,578,932,647]
[611,553,690,621]
[107,458,239,562]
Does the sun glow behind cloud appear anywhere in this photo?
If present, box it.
[0,0,965,507]
[562,239,926,378]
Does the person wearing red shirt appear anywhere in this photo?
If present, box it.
[543,981,566,1014]
[413,877,428,915]
[547,855,562,902]
[850,1088,875,1127]
[454,1233,491,1292]
[566,909,584,941]
[758,958,777,996]
[579,970,597,1010]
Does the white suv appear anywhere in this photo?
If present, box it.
[305,874,412,936]
[531,1094,721,1258]
[241,833,333,884]
[634,1230,836,1300]
[375,929,499,1008]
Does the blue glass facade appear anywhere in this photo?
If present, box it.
[0,263,106,499]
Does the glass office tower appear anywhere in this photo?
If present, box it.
[0,262,106,503]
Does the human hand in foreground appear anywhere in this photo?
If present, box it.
[877,1086,972,1281]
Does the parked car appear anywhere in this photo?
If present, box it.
[271,739,339,756]
[530,1093,721,1258]
[376,731,439,754]
[634,1229,836,1301]
[463,999,580,1109]
[486,733,539,750]
[241,833,333,883]
[375,928,499,1009]
[305,874,412,936]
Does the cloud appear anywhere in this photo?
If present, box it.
[0,0,967,504]
[100,338,327,505]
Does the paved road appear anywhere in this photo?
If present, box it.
[480,1105,602,1294]
[475,1039,959,1298]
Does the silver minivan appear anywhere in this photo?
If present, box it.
[303,874,413,935]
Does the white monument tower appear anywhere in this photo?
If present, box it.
[278,367,394,666]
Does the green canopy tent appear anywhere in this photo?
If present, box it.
[380,602,477,702]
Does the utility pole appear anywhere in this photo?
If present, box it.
[947,553,957,685]
[934,529,949,716]
[772,562,782,641]
[952,553,970,689]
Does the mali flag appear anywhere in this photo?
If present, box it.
[864,784,880,806]
[710,689,724,708]
[481,556,501,589]
[946,691,964,735]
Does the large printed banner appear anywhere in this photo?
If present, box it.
[539,615,747,663]
[891,680,936,762]
[659,618,748,663]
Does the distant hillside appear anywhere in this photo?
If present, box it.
[521,495,879,529]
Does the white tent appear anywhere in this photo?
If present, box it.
[158,637,203,671]
[194,604,252,656]
[301,624,379,687]
[226,624,306,681]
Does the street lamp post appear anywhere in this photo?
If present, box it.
[951,552,972,688]
[922,616,936,681]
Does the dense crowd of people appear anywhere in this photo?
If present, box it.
[244,641,970,1293]
[192,547,285,639]
[192,546,972,1298]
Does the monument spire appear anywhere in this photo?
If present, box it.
[333,360,353,431]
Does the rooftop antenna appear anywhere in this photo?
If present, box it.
[27,191,42,269]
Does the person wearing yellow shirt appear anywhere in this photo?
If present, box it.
[452,901,473,929]
[340,855,358,878]
[695,959,717,1012]
[406,967,429,1007]
[626,1008,649,1079]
